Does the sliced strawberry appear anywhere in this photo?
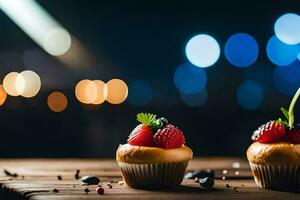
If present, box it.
[128,124,154,147]
[153,124,185,149]
[287,128,300,144]
[251,121,286,143]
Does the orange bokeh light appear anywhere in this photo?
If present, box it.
[47,91,68,112]
[92,80,106,105]
[105,79,128,104]
[0,84,7,106]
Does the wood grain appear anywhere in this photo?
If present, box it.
[0,158,298,200]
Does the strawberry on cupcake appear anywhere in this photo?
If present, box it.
[116,113,193,189]
[247,88,300,191]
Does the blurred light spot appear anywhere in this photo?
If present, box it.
[180,89,208,107]
[92,80,106,105]
[244,65,273,91]
[185,34,220,68]
[174,63,207,94]
[224,33,259,67]
[127,80,152,106]
[0,84,7,106]
[16,70,41,98]
[236,80,264,110]
[105,79,128,104]
[0,0,71,56]
[42,28,71,56]
[266,36,300,66]
[75,79,97,104]
[3,72,22,96]
[47,91,68,112]
[274,13,300,45]
[273,61,300,96]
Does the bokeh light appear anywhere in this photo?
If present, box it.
[75,79,97,104]
[273,61,300,96]
[274,13,300,45]
[92,80,106,105]
[3,72,22,96]
[180,89,208,107]
[127,80,152,107]
[47,91,68,112]
[105,79,128,104]
[266,35,299,66]
[16,70,41,98]
[224,33,259,67]
[236,80,264,111]
[0,84,7,106]
[174,62,207,94]
[185,34,220,68]
[42,28,72,56]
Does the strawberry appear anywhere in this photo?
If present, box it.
[153,124,185,149]
[287,127,300,144]
[251,121,286,143]
[128,124,154,147]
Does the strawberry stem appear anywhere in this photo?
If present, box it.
[288,88,300,128]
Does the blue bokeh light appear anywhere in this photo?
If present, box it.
[180,89,208,107]
[274,13,300,45]
[273,61,300,96]
[266,36,300,66]
[127,80,152,106]
[174,62,207,94]
[185,34,220,68]
[236,80,264,111]
[224,33,259,67]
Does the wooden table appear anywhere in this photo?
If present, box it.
[0,158,299,199]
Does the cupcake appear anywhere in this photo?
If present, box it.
[116,113,193,189]
[247,88,300,190]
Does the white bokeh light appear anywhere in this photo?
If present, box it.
[274,13,300,45]
[17,70,41,98]
[185,34,220,68]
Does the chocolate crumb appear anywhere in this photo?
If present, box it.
[84,188,89,194]
[233,187,238,192]
[75,169,80,180]
[57,175,62,180]
[53,188,59,193]
[4,169,18,177]
[109,185,113,189]
[226,184,231,188]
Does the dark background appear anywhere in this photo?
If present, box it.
[0,0,299,158]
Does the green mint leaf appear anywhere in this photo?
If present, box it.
[136,113,157,126]
[280,107,289,121]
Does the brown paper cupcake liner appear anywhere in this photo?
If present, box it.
[118,161,189,189]
[249,162,300,190]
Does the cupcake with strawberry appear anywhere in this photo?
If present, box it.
[247,88,300,190]
[116,113,193,189]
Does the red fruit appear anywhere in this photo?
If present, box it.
[251,121,286,143]
[287,128,300,144]
[128,124,154,147]
[153,124,185,149]
[96,187,104,195]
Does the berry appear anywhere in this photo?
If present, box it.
[153,124,185,149]
[155,117,168,128]
[287,128,300,144]
[128,124,154,147]
[96,187,104,195]
[251,121,286,143]
[199,177,214,190]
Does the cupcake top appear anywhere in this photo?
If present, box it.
[247,88,300,164]
[247,142,300,165]
[116,113,193,164]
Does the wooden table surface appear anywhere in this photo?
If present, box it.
[0,158,299,200]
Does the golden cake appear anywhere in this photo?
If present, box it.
[116,113,193,189]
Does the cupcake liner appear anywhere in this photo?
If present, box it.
[249,162,300,190]
[118,161,189,189]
